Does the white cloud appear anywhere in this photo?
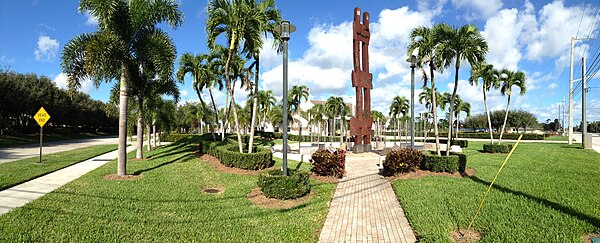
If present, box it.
[524,1,598,62]
[0,55,15,64]
[261,6,436,115]
[53,73,94,94]
[180,90,189,96]
[34,35,59,62]
[451,0,503,20]
[84,11,98,26]
[481,8,525,70]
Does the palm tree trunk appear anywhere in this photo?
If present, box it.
[499,95,511,144]
[196,89,216,141]
[483,87,494,144]
[136,99,144,159]
[446,59,460,156]
[456,113,460,139]
[222,86,229,141]
[248,58,260,153]
[152,118,157,147]
[146,123,151,151]
[208,89,220,139]
[394,118,397,145]
[230,95,243,152]
[430,61,441,156]
[117,67,129,176]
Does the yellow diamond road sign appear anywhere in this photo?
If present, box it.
[34,107,50,127]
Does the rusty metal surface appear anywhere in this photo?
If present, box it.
[350,7,373,146]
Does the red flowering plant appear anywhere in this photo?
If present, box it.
[382,148,423,176]
[310,148,346,178]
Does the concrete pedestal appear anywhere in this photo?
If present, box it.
[584,134,593,149]
[352,144,372,153]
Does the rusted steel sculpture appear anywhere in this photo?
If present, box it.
[349,7,373,153]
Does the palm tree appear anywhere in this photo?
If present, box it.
[177,53,217,141]
[498,69,526,144]
[289,85,309,132]
[408,26,442,155]
[228,53,251,152]
[61,0,182,176]
[207,0,255,151]
[469,63,500,144]
[453,97,471,139]
[243,0,282,153]
[389,96,409,146]
[325,96,344,145]
[371,110,386,143]
[433,23,488,155]
[309,104,326,144]
[257,90,276,130]
[130,60,180,159]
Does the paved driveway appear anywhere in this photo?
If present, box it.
[0,136,119,164]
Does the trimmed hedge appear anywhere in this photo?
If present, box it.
[384,132,547,140]
[199,139,273,170]
[424,139,469,148]
[483,143,514,153]
[383,148,424,176]
[422,151,467,173]
[257,169,311,200]
[310,149,346,178]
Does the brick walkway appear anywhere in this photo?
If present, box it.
[319,152,417,242]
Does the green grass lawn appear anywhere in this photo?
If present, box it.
[0,132,112,147]
[545,135,570,141]
[391,141,600,242]
[0,144,117,190]
[0,136,335,242]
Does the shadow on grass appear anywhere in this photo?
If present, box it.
[146,142,189,160]
[132,153,194,175]
[468,175,600,229]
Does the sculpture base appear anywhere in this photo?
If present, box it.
[352,144,372,153]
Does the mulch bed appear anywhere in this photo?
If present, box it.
[583,233,600,243]
[451,229,482,242]
[385,168,475,182]
[247,187,314,209]
[196,152,340,183]
[103,174,142,181]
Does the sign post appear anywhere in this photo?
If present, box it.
[34,107,50,164]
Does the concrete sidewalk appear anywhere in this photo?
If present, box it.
[0,145,135,216]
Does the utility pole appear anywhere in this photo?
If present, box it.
[562,97,566,136]
[569,36,574,144]
[568,36,592,144]
[582,56,587,148]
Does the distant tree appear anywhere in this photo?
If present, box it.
[498,69,526,143]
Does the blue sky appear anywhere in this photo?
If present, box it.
[1,0,599,124]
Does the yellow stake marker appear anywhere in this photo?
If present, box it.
[467,134,523,231]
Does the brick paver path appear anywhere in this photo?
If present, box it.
[319,152,417,242]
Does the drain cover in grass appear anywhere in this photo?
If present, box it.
[203,188,222,194]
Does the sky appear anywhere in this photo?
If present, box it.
[1,0,600,125]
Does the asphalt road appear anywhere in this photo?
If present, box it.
[0,136,120,164]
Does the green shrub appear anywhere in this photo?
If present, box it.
[451,152,467,173]
[422,151,460,173]
[483,143,514,153]
[393,132,546,140]
[161,133,192,142]
[199,139,273,170]
[310,149,346,178]
[383,148,424,176]
[424,139,469,148]
[257,169,311,200]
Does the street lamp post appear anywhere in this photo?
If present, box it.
[275,20,296,176]
[407,54,417,148]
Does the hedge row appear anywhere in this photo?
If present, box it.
[424,139,469,148]
[383,132,547,140]
[421,151,467,173]
[257,169,311,199]
[199,139,273,170]
[483,143,514,153]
